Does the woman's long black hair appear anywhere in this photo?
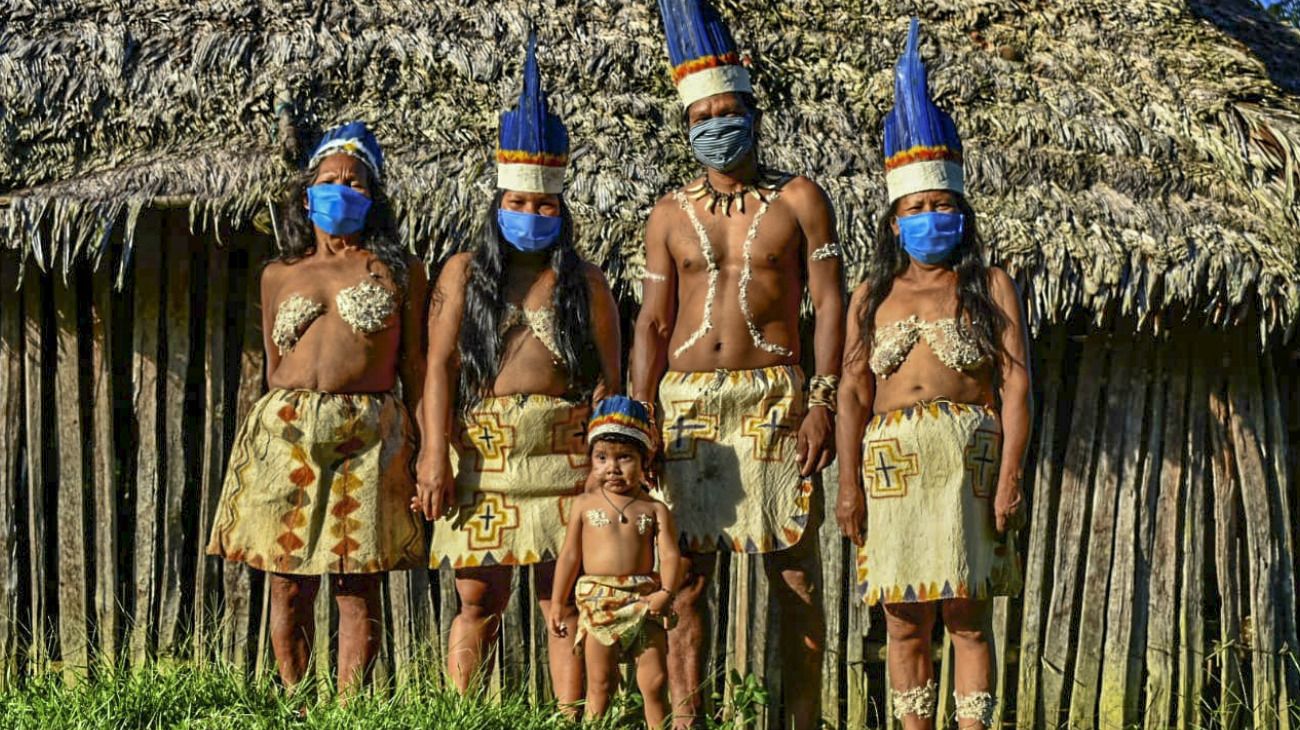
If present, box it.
[456,190,597,414]
[274,163,408,290]
[860,194,1006,379]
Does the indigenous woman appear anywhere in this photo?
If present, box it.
[207,122,428,694]
[836,20,1029,730]
[413,35,621,708]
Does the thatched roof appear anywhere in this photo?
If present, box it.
[3,0,1300,338]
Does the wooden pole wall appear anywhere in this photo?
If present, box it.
[1,223,1299,728]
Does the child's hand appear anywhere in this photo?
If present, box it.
[643,588,674,617]
[549,606,569,638]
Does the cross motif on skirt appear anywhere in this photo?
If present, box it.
[863,438,919,498]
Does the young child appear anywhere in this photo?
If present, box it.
[549,396,681,727]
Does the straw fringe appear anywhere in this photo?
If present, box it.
[0,0,1297,337]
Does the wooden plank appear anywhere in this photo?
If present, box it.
[1207,366,1246,729]
[1144,334,1190,730]
[22,274,48,671]
[129,212,164,666]
[314,581,332,685]
[157,216,192,655]
[53,274,89,679]
[1016,327,1066,730]
[990,596,1011,729]
[1176,348,1211,729]
[1039,335,1109,725]
[844,582,867,728]
[1068,335,1140,728]
[388,571,415,688]
[0,260,24,688]
[818,462,844,727]
[438,564,458,687]
[1261,352,1300,720]
[406,562,436,680]
[1097,337,1153,728]
[193,245,228,664]
[500,566,525,695]
[936,630,954,723]
[90,262,119,665]
[222,241,265,670]
[1225,331,1284,728]
[754,555,775,730]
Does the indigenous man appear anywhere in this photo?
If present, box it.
[629,2,845,727]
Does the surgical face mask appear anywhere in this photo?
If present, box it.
[497,208,562,252]
[688,114,754,172]
[897,211,965,265]
[307,183,372,236]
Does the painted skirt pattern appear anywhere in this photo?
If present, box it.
[854,400,1021,606]
[430,394,591,569]
[206,389,424,574]
[657,365,815,554]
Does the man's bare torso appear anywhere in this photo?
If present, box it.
[658,175,813,372]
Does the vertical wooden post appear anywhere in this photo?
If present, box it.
[1261,352,1300,716]
[388,570,415,688]
[818,462,844,727]
[90,263,119,665]
[1040,335,1108,724]
[0,260,23,687]
[224,238,265,671]
[52,272,88,679]
[1176,347,1210,729]
[130,213,163,666]
[23,273,48,672]
[1016,326,1066,729]
[194,244,228,663]
[1068,335,1139,727]
[1144,334,1190,730]
[1096,337,1153,727]
[1226,330,1287,728]
[1207,360,1246,729]
[157,215,192,655]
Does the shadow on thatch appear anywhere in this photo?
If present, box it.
[1190,0,1300,94]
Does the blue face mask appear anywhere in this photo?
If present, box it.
[688,114,754,172]
[307,184,372,236]
[497,208,563,252]
[897,211,965,264]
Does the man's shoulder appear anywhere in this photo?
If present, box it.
[775,173,829,205]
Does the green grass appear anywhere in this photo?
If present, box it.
[0,663,612,730]
[0,663,766,729]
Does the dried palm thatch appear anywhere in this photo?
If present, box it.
[2,0,1299,338]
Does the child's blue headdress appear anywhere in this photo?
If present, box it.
[497,32,569,194]
[657,0,753,108]
[308,121,384,181]
[588,396,655,453]
[883,19,964,202]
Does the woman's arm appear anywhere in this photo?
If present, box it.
[584,263,622,403]
[259,263,283,383]
[835,283,876,547]
[413,253,470,521]
[990,267,1032,533]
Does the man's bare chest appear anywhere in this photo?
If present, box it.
[668,209,803,274]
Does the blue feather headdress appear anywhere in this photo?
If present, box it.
[883,19,964,202]
[657,0,752,108]
[497,32,569,194]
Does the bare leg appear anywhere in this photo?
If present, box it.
[334,573,383,698]
[637,625,671,730]
[884,601,939,730]
[533,561,584,712]
[268,573,320,689]
[942,598,996,729]
[667,551,716,729]
[763,533,825,730]
[447,566,512,693]
[583,637,621,719]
